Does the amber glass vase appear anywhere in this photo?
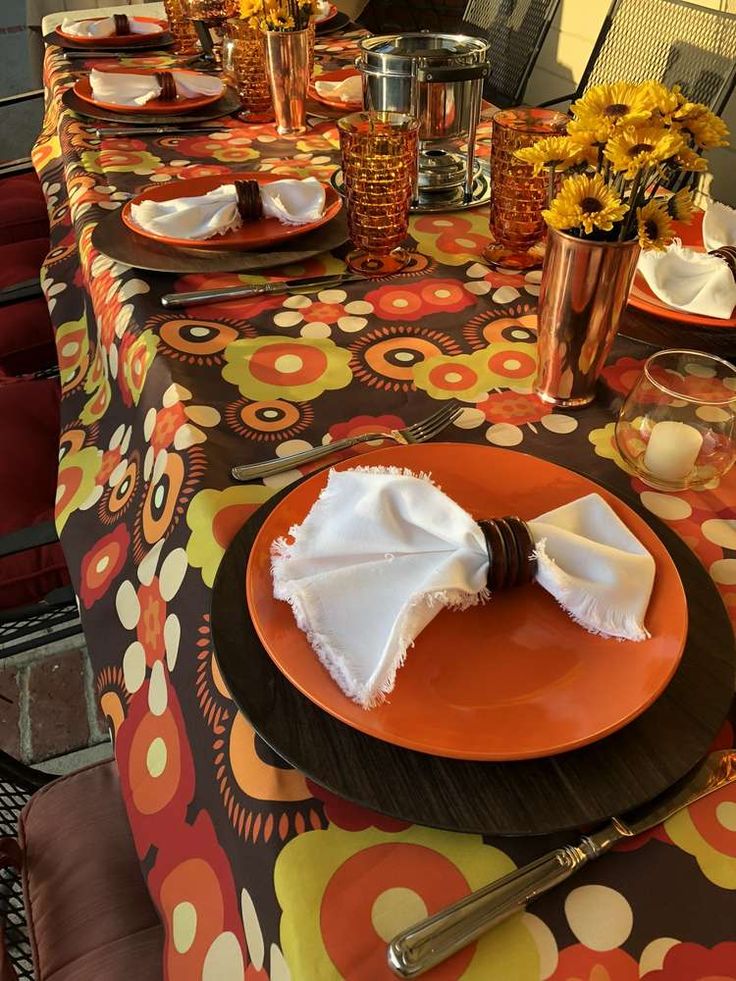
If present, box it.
[224,19,273,122]
[484,107,568,271]
[338,112,419,275]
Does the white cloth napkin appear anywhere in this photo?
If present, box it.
[61,15,161,38]
[637,201,736,320]
[271,467,656,708]
[129,178,326,240]
[90,69,223,107]
[315,74,363,104]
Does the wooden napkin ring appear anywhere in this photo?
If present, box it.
[156,72,177,102]
[113,14,130,35]
[478,516,537,591]
[710,246,736,281]
[235,180,264,223]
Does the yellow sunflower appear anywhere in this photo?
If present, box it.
[637,200,673,250]
[604,125,684,178]
[571,82,652,139]
[566,122,606,166]
[543,172,628,236]
[673,145,708,172]
[675,105,730,149]
[514,136,585,175]
[639,80,681,118]
[666,188,695,223]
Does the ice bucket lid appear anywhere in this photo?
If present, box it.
[358,33,490,74]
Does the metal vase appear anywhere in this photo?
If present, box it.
[264,28,309,136]
[535,227,641,408]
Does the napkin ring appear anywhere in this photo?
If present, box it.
[155,72,177,102]
[113,14,130,35]
[478,517,537,591]
[235,180,264,223]
[710,246,736,281]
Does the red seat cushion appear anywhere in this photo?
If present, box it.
[0,297,55,375]
[0,173,49,246]
[0,378,69,610]
[20,761,164,981]
[0,238,49,291]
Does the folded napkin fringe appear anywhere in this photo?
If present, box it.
[534,540,650,642]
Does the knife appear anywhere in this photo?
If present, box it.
[95,126,226,138]
[160,272,366,308]
[387,749,736,978]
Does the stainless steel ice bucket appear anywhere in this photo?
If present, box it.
[356,33,489,144]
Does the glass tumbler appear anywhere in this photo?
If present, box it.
[615,349,736,491]
[183,0,239,63]
[338,111,419,276]
[224,19,273,122]
[484,107,568,272]
[161,0,201,55]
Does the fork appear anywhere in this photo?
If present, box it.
[230,401,463,482]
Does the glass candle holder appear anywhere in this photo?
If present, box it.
[338,111,419,276]
[615,350,736,491]
[484,107,568,272]
[162,0,201,55]
[224,19,273,121]
[184,0,239,63]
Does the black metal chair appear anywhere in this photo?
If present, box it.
[0,752,51,981]
[539,0,736,114]
[462,0,561,107]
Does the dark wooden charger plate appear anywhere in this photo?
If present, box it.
[45,29,173,51]
[315,11,352,35]
[62,86,240,126]
[212,459,736,836]
[91,205,349,273]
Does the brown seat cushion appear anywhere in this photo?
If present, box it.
[19,761,164,981]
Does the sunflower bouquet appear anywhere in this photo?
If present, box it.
[239,0,317,30]
[515,81,729,250]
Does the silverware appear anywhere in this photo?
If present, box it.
[95,126,227,137]
[231,401,463,482]
[387,749,736,978]
[161,271,366,308]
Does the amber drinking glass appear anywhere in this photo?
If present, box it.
[338,112,419,276]
[184,0,239,63]
[224,19,273,121]
[484,107,568,271]
[162,0,201,55]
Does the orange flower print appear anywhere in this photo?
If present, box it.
[366,278,475,322]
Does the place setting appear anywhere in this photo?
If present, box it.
[91,169,349,274]
[45,12,174,52]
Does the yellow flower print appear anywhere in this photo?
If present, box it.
[666,782,736,889]
[120,330,159,406]
[413,342,538,401]
[186,485,274,587]
[588,422,636,475]
[275,824,540,981]
[56,445,103,532]
[222,335,353,401]
[56,314,90,394]
[411,211,491,267]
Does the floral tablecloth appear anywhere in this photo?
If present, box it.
[34,32,736,981]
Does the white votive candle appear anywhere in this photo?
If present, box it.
[643,420,703,482]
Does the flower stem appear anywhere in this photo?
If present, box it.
[547,166,555,207]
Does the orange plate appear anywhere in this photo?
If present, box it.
[629,210,736,330]
[56,15,166,46]
[74,68,222,115]
[315,4,338,23]
[122,173,342,251]
[309,68,363,111]
[246,443,688,761]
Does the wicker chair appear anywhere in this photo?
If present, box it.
[462,0,561,107]
[539,0,736,113]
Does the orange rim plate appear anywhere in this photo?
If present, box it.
[246,443,688,761]
[309,68,363,111]
[122,173,342,251]
[56,15,166,46]
[74,68,222,115]
[315,4,338,23]
[629,210,736,330]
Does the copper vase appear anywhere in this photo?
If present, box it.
[535,228,641,408]
[264,28,310,136]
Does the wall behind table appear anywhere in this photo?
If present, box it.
[524,0,736,205]
[0,0,43,161]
